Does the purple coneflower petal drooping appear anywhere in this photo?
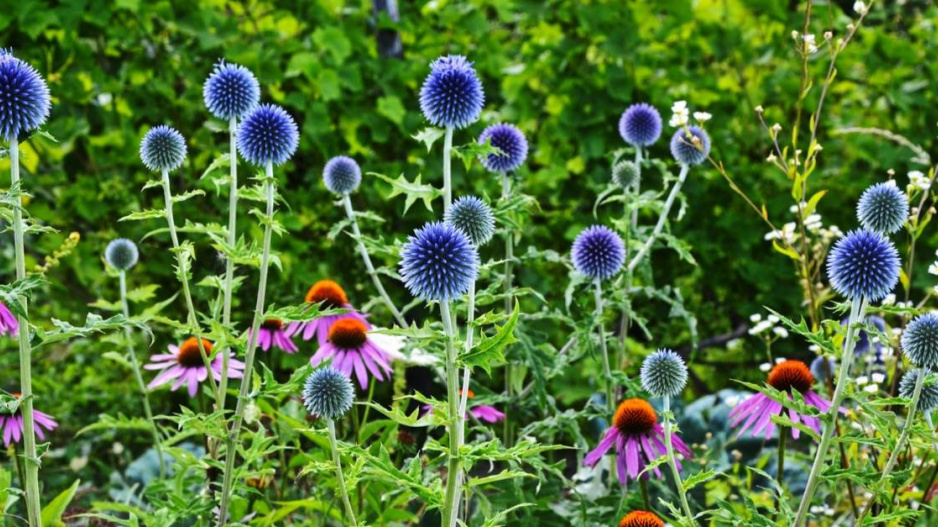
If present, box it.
[310,318,392,390]
[146,338,244,398]
[286,280,370,345]
[0,394,57,447]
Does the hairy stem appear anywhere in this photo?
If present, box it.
[160,170,220,401]
[594,279,614,413]
[663,396,694,525]
[218,162,276,525]
[219,116,239,410]
[618,147,643,385]
[10,141,42,526]
[626,163,689,274]
[327,419,358,525]
[502,173,516,445]
[440,301,461,527]
[342,194,406,327]
[443,126,454,213]
[794,296,867,526]
[120,270,164,476]
[452,280,476,527]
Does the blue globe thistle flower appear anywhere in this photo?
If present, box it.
[619,103,662,147]
[202,60,260,121]
[302,366,355,420]
[400,222,479,301]
[237,103,299,166]
[419,55,484,130]
[445,195,495,246]
[810,355,836,383]
[857,182,908,235]
[640,349,688,397]
[105,238,139,271]
[901,313,938,369]
[670,126,711,166]
[827,229,900,301]
[0,50,51,142]
[140,125,187,172]
[571,225,625,281]
[612,160,640,189]
[323,155,362,195]
[478,123,528,173]
[900,369,938,412]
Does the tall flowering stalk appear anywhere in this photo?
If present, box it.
[203,60,260,409]
[107,239,165,475]
[323,155,407,327]
[218,103,298,524]
[141,126,221,405]
[1,49,51,525]
[794,226,900,525]
[400,222,479,527]
[572,225,625,412]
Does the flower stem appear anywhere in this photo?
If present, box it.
[120,270,165,477]
[219,116,239,410]
[856,366,926,522]
[502,173,516,445]
[626,163,689,274]
[218,161,276,525]
[443,126,454,214]
[341,194,406,327]
[775,425,786,518]
[440,300,461,527]
[327,418,358,525]
[594,279,614,413]
[10,140,42,527]
[452,280,476,527]
[794,296,867,526]
[159,169,220,401]
[663,395,694,526]
[638,477,650,510]
[617,147,643,387]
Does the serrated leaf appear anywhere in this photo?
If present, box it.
[371,172,441,214]
[462,300,519,375]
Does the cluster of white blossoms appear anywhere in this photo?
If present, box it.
[759,356,789,373]
[855,373,886,394]
[809,504,836,518]
[669,100,711,128]
[908,170,931,191]
[764,203,843,245]
[749,313,789,338]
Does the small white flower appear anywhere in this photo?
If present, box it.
[823,31,833,41]
[871,372,886,384]
[809,344,820,352]
[773,327,789,338]
[759,362,772,372]
[755,105,764,113]
[772,123,782,133]
[767,153,777,163]
[750,313,762,323]
[864,384,879,394]
[693,111,712,123]
[767,315,780,324]
[856,375,870,386]
[775,357,786,364]
[853,1,868,15]
[928,262,938,275]
[803,34,818,54]
[670,101,690,128]
[791,30,800,40]
[882,294,896,306]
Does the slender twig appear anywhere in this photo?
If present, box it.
[443,126,454,213]
[452,280,476,527]
[502,172,516,445]
[327,419,358,525]
[625,163,690,274]
[219,117,239,410]
[663,395,694,525]
[594,279,614,413]
[440,301,461,527]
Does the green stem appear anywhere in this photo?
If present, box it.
[440,301,461,527]
[10,141,42,526]
[443,126,454,213]
[452,280,476,527]
[593,279,614,413]
[638,477,650,510]
[663,395,695,526]
[219,116,239,410]
[794,296,867,526]
[625,163,689,274]
[159,169,220,401]
[327,419,358,525]
[617,147,643,385]
[217,162,276,525]
[120,270,165,477]
[342,194,406,327]
[775,425,786,517]
[857,367,926,522]
[502,173,516,445]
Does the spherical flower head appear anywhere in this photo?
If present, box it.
[901,313,938,369]
[619,511,664,527]
[670,126,711,165]
[105,238,139,271]
[0,51,51,141]
[619,103,662,147]
[140,125,187,172]
[612,160,640,189]
[827,229,900,301]
[323,155,362,195]
[419,55,484,130]
[478,123,528,173]
[400,222,479,301]
[303,366,354,420]
[202,60,260,121]
[571,225,625,281]
[857,182,908,235]
[640,349,688,397]
[445,196,495,246]
[809,355,835,383]
[237,103,299,166]
[900,369,938,412]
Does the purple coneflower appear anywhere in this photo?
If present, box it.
[0,394,57,447]
[146,337,245,397]
[584,398,692,484]
[310,318,392,390]
[248,318,297,353]
[729,359,835,440]
[286,280,369,345]
[0,301,18,336]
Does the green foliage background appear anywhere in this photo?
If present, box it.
[1,0,937,506]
